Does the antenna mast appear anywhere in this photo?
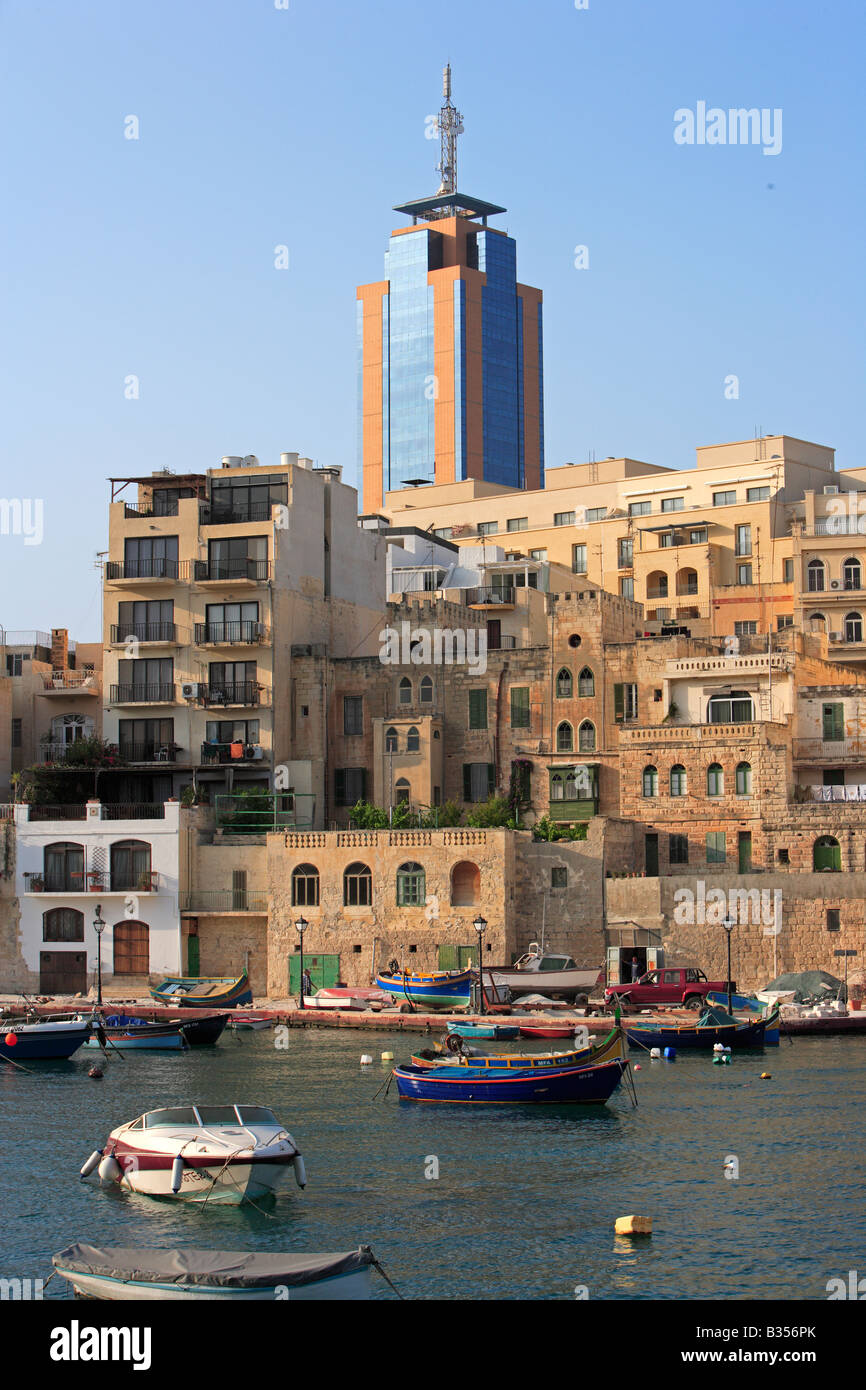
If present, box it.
[436,64,464,196]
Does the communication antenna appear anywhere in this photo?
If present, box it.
[436,64,464,195]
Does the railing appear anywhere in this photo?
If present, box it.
[794,737,866,761]
[110,683,176,703]
[468,586,516,605]
[199,682,262,707]
[110,623,177,644]
[646,588,670,601]
[200,742,263,764]
[194,621,267,645]
[105,560,189,581]
[40,672,97,691]
[118,742,180,763]
[39,743,91,762]
[24,870,85,891]
[675,582,699,596]
[27,804,88,820]
[24,867,159,892]
[101,803,166,820]
[199,501,275,525]
[123,500,179,518]
[807,519,865,536]
[180,889,268,912]
[214,792,311,833]
[194,559,271,583]
[110,870,159,891]
[488,634,517,650]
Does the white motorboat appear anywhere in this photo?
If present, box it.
[80,1104,306,1205]
[483,943,602,1000]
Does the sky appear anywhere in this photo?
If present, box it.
[1,0,864,636]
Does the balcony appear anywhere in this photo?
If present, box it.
[123,500,179,518]
[467,586,516,609]
[39,671,99,696]
[110,623,177,645]
[110,683,176,704]
[105,560,190,583]
[794,737,866,763]
[194,621,269,646]
[199,502,275,525]
[27,804,88,821]
[199,682,264,708]
[487,633,517,651]
[118,742,181,763]
[23,868,159,893]
[200,742,265,764]
[100,803,165,820]
[180,889,268,913]
[194,559,271,585]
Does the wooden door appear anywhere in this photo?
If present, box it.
[39,951,87,995]
[289,953,339,994]
[738,832,752,874]
[645,833,659,877]
[113,920,150,975]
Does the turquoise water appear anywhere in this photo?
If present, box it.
[2,1027,864,1300]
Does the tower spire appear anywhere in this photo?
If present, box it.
[436,64,464,196]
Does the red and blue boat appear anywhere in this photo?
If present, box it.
[375,966,472,1011]
[623,1004,780,1051]
[392,1053,628,1105]
[0,1017,92,1061]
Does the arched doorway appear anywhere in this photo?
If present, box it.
[813,837,841,872]
[113,920,150,975]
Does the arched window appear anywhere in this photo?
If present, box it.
[451,861,480,906]
[394,778,410,804]
[735,761,752,796]
[707,763,724,797]
[407,726,420,752]
[809,612,826,632]
[419,675,433,703]
[42,907,84,942]
[396,861,425,906]
[813,836,841,872]
[807,559,826,592]
[578,720,596,752]
[676,567,698,596]
[555,668,572,699]
[642,765,658,797]
[43,841,84,892]
[578,667,595,697]
[556,721,574,752]
[707,690,754,724]
[292,863,320,907]
[343,862,372,907]
[385,726,398,752]
[647,570,668,599]
[845,612,863,643]
[670,764,687,797]
[844,557,862,591]
[110,839,152,891]
[550,772,565,801]
[398,677,412,705]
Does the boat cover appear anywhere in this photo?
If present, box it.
[762,971,841,1003]
[53,1244,374,1289]
[697,1004,740,1027]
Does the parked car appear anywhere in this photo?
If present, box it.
[605,967,734,1011]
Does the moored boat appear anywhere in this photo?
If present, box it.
[0,1016,92,1061]
[483,944,601,1001]
[624,1004,780,1051]
[518,1022,581,1039]
[446,1021,520,1041]
[411,1026,625,1071]
[81,1103,306,1205]
[375,966,472,1010]
[392,1054,628,1105]
[178,1012,229,1046]
[83,1014,188,1051]
[52,1243,375,1301]
[150,973,253,1008]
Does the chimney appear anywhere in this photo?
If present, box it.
[51,628,68,671]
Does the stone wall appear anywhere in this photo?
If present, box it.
[512,824,606,967]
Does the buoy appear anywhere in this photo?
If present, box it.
[615,1214,653,1236]
[713,1042,725,1053]
[760,1072,772,1080]
[4,1032,17,1047]
[170,1155,185,1194]
[292,1153,307,1189]
[634,1063,641,1070]
[79,1149,103,1179]
[88,1065,104,1079]
[360,1054,373,1065]
[381,1051,394,1062]
[664,1046,676,1060]
[649,1047,661,1059]
[713,1053,731,1065]
[97,1153,122,1184]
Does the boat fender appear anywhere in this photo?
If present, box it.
[634,1064,642,1070]
[663,1047,676,1060]
[292,1154,307,1189]
[80,1149,103,1179]
[97,1154,122,1184]
[649,1048,661,1059]
[171,1155,185,1193]
[360,1054,373,1065]
[446,1033,463,1055]
[381,1051,394,1062]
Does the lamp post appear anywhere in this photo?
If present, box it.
[473,914,488,1015]
[295,916,308,1009]
[722,917,735,1013]
[92,904,106,1006]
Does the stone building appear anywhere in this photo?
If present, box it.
[1,628,103,800]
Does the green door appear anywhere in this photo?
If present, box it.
[187,934,200,976]
[438,945,476,970]
[289,954,340,994]
[813,838,841,872]
[738,832,752,874]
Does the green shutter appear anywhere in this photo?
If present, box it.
[510,687,530,728]
[614,683,624,721]
[487,764,496,795]
[438,944,458,970]
[463,765,472,800]
[823,703,843,741]
[335,769,345,804]
[469,689,487,730]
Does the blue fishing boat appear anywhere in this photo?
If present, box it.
[392,1054,628,1105]
[413,1026,625,1071]
[150,973,253,1008]
[0,1017,91,1061]
[624,1004,780,1051]
[83,1015,188,1052]
[374,966,472,1010]
[446,1021,520,1041]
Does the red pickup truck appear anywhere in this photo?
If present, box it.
[605,967,734,1011]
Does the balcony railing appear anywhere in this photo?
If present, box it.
[118,742,180,763]
[110,870,160,891]
[40,672,97,691]
[200,742,264,764]
[123,500,179,518]
[807,519,865,536]
[794,737,866,762]
[468,586,516,605]
[110,683,176,703]
[488,633,517,650]
[194,559,271,583]
[194,621,267,645]
[180,889,268,912]
[110,623,177,644]
[106,560,189,581]
[199,682,262,707]
[24,870,86,891]
[100,803,165,820]
[24,868,159,892]
[199,501,276,525]
[27,804,88,820]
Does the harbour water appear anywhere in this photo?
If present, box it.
[3,1028,865,1301]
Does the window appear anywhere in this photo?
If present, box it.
[809,612,826,631]
[578,720,596,752]
[844,557,862,590]
[343,696,363,736]
[433,527,452,540]
[736,761,752,796]
[826,908,840,932]
[6,653,22,676]
[554,511,575,527]
[557,722,574,753]
[620,578,634,600]
[468,689,488,730]
[807,560,826,592]
[707,763,724,797]
[669,834,689,865]
[628,500,651,517]
[43,908,84,942]
[206,660,256,703]
[510,687,530,729]
[734,620,757,636]
[777,848,790,864]
[556,668,572,699]
[746,486,770,502]
[396,861,425,906]
[530,548,547,562]
[707,691,754,723]
[343,862,372,906]
[11,718,21,748]
[514,570,539,589]
[398,677,412,705]
[334,768,366,805]
[777,615,793,630]
[845,612,863,643]
[618,538,633,568]
[551,867,568,889]
[670,764,687,797]
[642,765,658,797]
[123,534,179,578]
[451,860,481,906]
[577,667,594,697]
[572,544,587,574]
[706,831,726,864]
[783,558,794,583]
[291,863,319,907]
[419,675,433,704]
[506,517,528,532]
[676,567,698,596]
[661,496,684,512]
[110,840,151,891]
[394,778,410,804]
[44,841,84,892]
[737,563,753,586]
[735,524,752,557]
[647,571,668,599]
[550,767,590,802]
[613,682,638,722]
[463,763,495,802]
[822,703,844,742]
[478,521,498,536]
[406,726,420,752]
[713,490,736,507]
[385,726,398,752]
[585,507,607,523]
[690,528,708,544]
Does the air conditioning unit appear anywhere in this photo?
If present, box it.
[831,580,840,589]
[181,682,200,700]
[249,745,264,760]
[824,486,839,495]
[830,632,843,642]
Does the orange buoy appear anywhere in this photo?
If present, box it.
[4,1033,17,1047]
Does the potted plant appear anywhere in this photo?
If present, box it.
[29,874,44,892]
[86,869,103,892]
[137,870,154,892]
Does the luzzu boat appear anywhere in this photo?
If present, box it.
[83,1014,188,1051]
[412,1026,625,1071]
[374,966,472,1010]
[81,1104,306,1205]
[624,1004,780,1051]
[0,1016,92,1061]
[150,973,253,1008]
[446,1021,520,1041]
[392,1054,628,1105]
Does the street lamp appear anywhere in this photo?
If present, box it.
[295,916,308,1009]
[473,914,488,1015]
[92,904,106,1006]
[722,917,735,1013]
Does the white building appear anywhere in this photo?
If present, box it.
[14,799,181,994]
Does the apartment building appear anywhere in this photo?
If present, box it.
[0,627,103,798]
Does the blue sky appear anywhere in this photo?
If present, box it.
[1,0,863,635]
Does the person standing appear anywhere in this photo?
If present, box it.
[630,954,641,983]
[301,967,312,998]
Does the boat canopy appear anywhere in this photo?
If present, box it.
[134,1105,278,1129]
[697,1004,739,1027]
[53,1244,374,1290]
